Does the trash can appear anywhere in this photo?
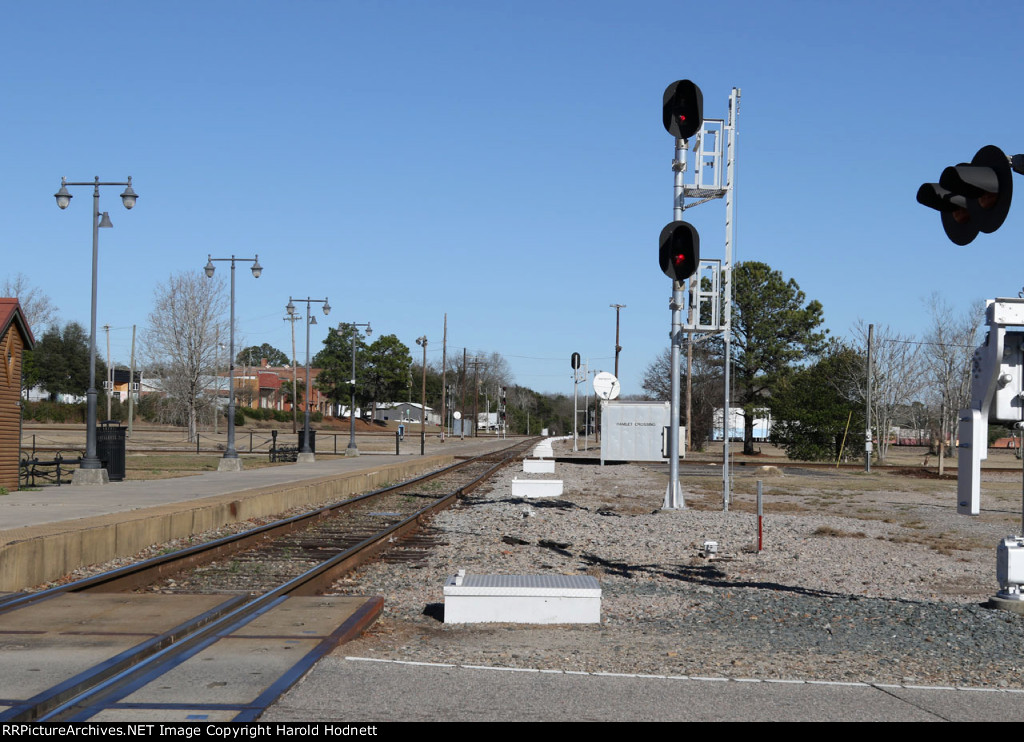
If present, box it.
[97,420,127,482]
[297,429,317,453]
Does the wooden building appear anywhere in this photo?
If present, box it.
[0,299,35,491]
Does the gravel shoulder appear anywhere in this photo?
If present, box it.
[333,443,1024,689]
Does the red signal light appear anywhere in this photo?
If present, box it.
[663,80,703,140]
[659,221,700,282]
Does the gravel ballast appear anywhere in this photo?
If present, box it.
[334,443,1024,689]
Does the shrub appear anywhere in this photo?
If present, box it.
[22,400,86,424]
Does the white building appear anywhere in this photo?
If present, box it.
[712,407,772,441]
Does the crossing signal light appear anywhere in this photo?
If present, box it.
[663,80,703,140]
[659,221,700,282]
[917,145,1015,245]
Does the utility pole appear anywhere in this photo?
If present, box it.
[441,314,447,443]
[461,348,467,440]
[610,304,625,379]
[584,358,592,451]
[866,323,874,473]
[468,356,484,437]
[939,401,945,477]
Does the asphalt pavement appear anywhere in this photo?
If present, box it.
[263,656,1024,722]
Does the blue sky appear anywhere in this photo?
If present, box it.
[3,1,1021,396]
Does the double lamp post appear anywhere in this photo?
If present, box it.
[287,297,330,462]
[204,255,262,471]
[55,178,346,473]
[55,177,138,485]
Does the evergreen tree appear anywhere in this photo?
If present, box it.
[769,342,864,461]
[236,343,289,367]
[362,335,413,419]
[713,261,827,455]
[314,325,369,413]
[32,322,106,402]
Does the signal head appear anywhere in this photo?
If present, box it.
[918,144,1013,245]
[659,221,700,282]
[663,80,703,140]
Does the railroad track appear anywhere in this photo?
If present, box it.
[0,438,537,722]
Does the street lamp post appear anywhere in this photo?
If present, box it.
[287,296,330,462]
[204,255,262,471]
[343,321,372,457]
[416,336,428,455]
[56,176,138,486]
[214,341,226,436]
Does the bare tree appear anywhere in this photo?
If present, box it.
[2,273,58,330]
[850,321,925,463]
[144,272,228,441]
[477,351,513,392]
[922,294,984,456]
[641,338,722,447]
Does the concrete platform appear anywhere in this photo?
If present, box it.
[0,437,516,591]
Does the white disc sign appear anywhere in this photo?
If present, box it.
[593,372,620,400]
[453,411,462,420]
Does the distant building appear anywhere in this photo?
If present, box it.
[111,368,141,405]
[712,407,772,442]
[374,402,438,425]
[214,359,328,415]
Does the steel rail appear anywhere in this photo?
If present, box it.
[1,438,534,722]
[0,439,536,613]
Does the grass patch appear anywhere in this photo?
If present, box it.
[811,526,867,539]
[886,531,981,555]
[124,454,287,480]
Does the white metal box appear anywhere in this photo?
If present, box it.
[601,401,683,464]
[511,478,563,498]
[443,573,601,624]
[994,331,1024,422]
[997,537,1024,587]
